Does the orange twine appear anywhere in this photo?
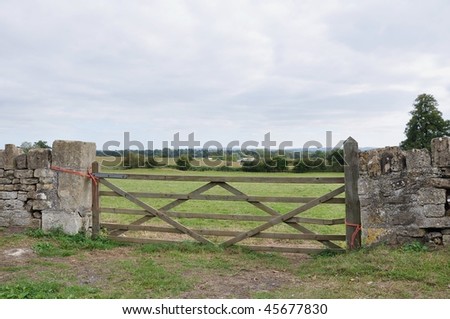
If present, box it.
[345,221,362,249]
[50,166,98,186]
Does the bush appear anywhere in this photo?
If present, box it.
[175,155,191,171]
[122,151,159,169]
[241,156,288,172]
[293,157,326,173]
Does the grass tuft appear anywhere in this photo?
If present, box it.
[139,241,223,254]
[28,229,122,257]
[401,241,428,252]
[0,280,100,299]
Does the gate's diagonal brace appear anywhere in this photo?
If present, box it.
[159,182,218,212]
[100,179,213,245]
[219,182,343,249]
[221,185,346,247]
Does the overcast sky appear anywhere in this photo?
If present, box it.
[1,0,449,150]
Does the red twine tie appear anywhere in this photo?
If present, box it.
[50,166,98,186]
[345,221,362,249]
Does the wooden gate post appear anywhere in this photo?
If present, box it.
[91,161,100,239]
[344,137,361,250]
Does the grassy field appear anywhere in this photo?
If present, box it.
[1,168,449,299]
[0,228,448,298]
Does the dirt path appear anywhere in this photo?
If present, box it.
[0,231,308,298]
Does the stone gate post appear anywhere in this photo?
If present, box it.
[41,140,96,234]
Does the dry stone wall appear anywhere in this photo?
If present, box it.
[359,137,450,247]
[0,140,96,234]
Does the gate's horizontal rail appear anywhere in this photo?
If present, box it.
[93,173,344,184]
[100,222,346,241]
[239,245,344,254]
[99,191,345,204]
[105,236,345,253]
[100,207,345,225]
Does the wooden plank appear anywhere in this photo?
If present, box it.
[238,245,345,254]
[100,208,345,225]
[100,223,346,241]
[102,223,183,233]
[221,185,346,247]
[100,179,213,245]
[93,173,344,184]
[107,236,185,245]
[91,161,100,239]
[106,237,345,254]
[344,137,362,250]
[94,173,128,179]
[100,190,345,204]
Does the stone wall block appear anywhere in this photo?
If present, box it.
[422,204,446,218]
[14,184,36,192]
[0,178,12,184]
[443,235,450,246]
[15,154,27,169]
[420,217,450,228]
[17,192,28,201]
[36,183,53,191]
[5,170,14,178]
[39,177,54,184]
[0,199,25,210]
[379,147,406,174]
[14,170,34,179]
[31,199,52,210]
[34,168,55,178]
[3,144,23,169]
[41,210,90,235]
[0,191,18,200]
[416,188,446,205]
[431,178,450,189]
[431,137,450,168]
[396,226,427,238]
[27,148,51,169]
[389,208,417,226]
[20,178,39,185]
[366,153,381,177]
[405,149,432,173]
[0,150,4,169]
[10,211,34,227]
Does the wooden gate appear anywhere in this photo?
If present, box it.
[91,138,361,253]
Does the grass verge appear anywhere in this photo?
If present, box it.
[1,230,449,298]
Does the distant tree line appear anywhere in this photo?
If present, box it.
[97,148,345,173]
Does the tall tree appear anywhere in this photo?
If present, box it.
[400,94,450,150]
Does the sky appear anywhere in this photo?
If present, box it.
[1,0,450,150]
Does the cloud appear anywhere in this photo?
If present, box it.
[0,0,449,149]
